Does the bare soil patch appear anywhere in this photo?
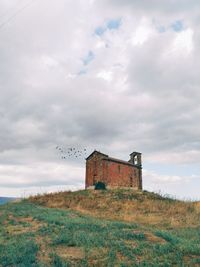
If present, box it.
[5,216,46,235]
[55,246,85,260]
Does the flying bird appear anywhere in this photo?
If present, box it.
[56,145,89,161]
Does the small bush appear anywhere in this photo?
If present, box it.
[95,181,106,190]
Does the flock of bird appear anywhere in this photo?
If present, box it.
[56,146,88,160]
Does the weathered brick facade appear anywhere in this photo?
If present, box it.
[85,151,142,190]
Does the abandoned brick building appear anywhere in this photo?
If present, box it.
[85,150,142,190]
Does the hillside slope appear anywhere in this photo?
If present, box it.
[1,190,200,266]
[30,189,200,228]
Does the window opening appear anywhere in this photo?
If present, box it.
[118,165,121,173]
[130,177,133,187]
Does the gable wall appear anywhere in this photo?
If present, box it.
[85,152,105,188]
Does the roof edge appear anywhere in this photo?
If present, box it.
[86,150,108,160]
[103,157,135,167]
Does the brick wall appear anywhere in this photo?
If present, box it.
[85,152,105,188]
[104,160,139,188]
[85,151,142,190]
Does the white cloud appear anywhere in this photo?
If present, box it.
[97,70,113,81]
[169,28,194,56]
[131,17,155,46]
[0,162,84,197]
[143,169,200,200]
[143,169,189,184]
[0,0,200,198]
[146,150,200,164]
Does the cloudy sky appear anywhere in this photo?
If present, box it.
[0,0,200,199]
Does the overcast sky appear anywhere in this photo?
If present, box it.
[0,0,200,199]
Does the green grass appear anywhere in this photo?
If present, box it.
[0,200,200,266]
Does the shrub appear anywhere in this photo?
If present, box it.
[95,181,106,190]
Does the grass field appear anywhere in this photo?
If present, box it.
[0,190,200,266]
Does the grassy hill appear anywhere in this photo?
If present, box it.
[30,189,200,228]
[0,189,200,266]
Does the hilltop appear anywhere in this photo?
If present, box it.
[30,189,200,228]
[0,189,200,266]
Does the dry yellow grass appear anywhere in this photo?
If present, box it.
[35,236,52,266]
[4,216,47,235]
[55,246,85,260]
[29,189,200,228]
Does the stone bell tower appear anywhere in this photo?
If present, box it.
[129,152,142,167]
[129,152,142,189]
